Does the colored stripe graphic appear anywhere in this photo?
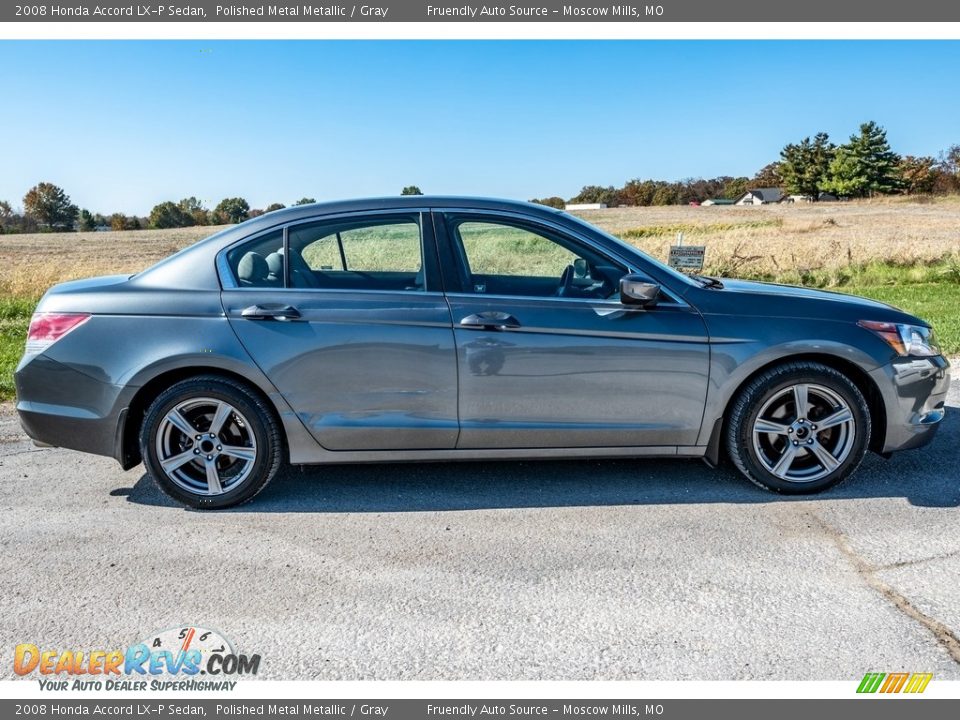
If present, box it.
[857,673,886,693]
[857,672,931,694]
[904,673,933,694]
[881,672,910,693]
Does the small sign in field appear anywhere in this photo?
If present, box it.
[668,244,706,271]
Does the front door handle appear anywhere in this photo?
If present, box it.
[241,304,302,321]
[459,311,521,331]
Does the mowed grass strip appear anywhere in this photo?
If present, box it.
[0,297,35,400]
[621,218,783,239]
[840,284,960,355]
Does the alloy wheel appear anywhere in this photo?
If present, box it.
[154,397,257,496]
[751,383,856,483]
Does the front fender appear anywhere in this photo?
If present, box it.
[696,316,888,447]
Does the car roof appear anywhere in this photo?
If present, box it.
[256,195,565,223]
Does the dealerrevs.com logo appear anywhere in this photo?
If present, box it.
[14,626,260,691]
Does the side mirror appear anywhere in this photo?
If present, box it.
[619,275,660,307]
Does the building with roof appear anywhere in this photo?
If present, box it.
[564,202,607,211]
[734,188,784,205]
[701,198,736,206]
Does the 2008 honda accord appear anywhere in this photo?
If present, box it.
[15,197,950,508]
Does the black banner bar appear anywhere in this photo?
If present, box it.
[2,699,959,719]
[4,0,960,22]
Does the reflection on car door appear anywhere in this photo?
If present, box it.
[436,211,711,449]
[221,211,458,452]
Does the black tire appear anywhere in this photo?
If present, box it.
[140,375,283,509]
[725,361,871,494]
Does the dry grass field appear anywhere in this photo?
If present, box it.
[578,194,960,283]
[1,195,958,296]
[0,224,224,297]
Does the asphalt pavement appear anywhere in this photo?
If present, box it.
[1,376,958,681]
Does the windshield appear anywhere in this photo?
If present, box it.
[560,212,701,288]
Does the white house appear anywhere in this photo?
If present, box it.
[702,198,736,207]
[734,188,784,206]
[564,203,607,211]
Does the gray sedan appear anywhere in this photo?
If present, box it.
[15,197,950,508]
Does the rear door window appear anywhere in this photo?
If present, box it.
[288,214,424,291]
[226,214,427,292]
[226,230,284,288]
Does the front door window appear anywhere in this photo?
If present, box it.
[448,217,627,300]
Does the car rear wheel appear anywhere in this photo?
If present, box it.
[141,376,283,509]
[725,361,871,494]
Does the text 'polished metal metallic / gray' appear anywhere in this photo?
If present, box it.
[4,0,960,23]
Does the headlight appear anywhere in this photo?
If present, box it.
[858,320,941,357]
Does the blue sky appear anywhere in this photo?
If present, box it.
[1,40,958,214]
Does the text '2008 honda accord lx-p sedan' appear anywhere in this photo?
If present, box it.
[15,197,950,508]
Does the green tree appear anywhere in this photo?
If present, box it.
[529,196,565,209]
[569,185,620,206]
[294,197,316,206]
[23,182,79,230]
[150,201,195,229]
[752,162,784,188]
[265,202,286,213]
[935,145,960,193]
[822,122,901,198]
[820,148,865,197]
[672,180,703,205]
[650,184,676,206]
[779,133,834,198]
[721,177,749,200]
[401,185,423,196]
[78,208,96,232]
[109,213,129,231]
[178,197,209,226]
[212,197,250,224]
[0,200,13,233]
[898,156,938,195]
[620,179,660,207]
[939,144,960,175]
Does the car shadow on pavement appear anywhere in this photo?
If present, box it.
[116,408,959,512]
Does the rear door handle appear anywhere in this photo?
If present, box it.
[241,304,302,321]
[459,311,521,331]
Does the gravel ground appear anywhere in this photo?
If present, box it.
[0,377,957,681]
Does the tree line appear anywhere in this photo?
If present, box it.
[3,121,959,233]
[531,122,960,208]
[0,185,426,235]
[0,189,319,234]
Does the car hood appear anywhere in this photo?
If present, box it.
[702,278,925,325]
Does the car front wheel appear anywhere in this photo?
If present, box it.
[726,361,871,494]
[140,375,283,509]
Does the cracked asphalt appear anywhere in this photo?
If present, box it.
[0,375,958,681]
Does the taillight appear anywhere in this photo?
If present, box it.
[25,313,90,354]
